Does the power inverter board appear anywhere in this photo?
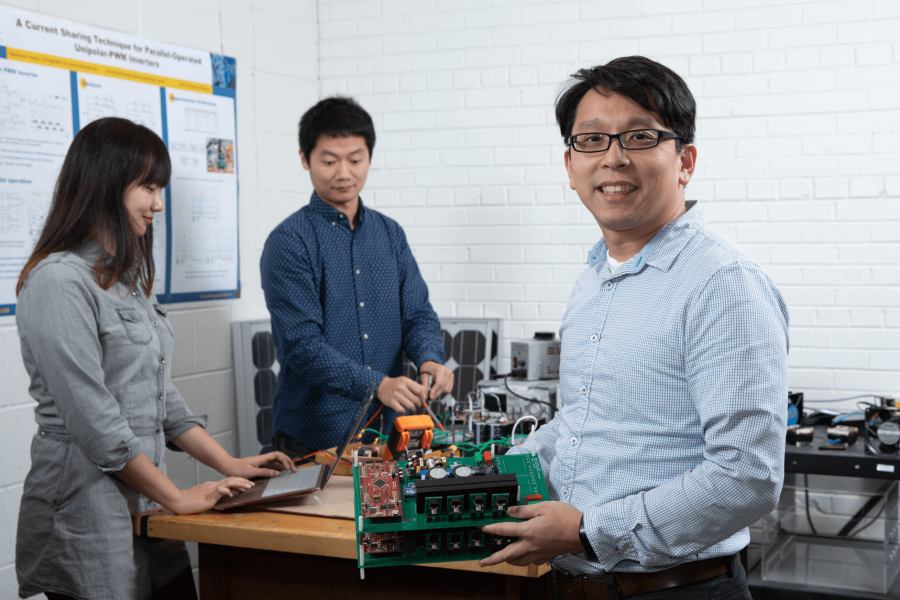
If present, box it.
[354,453,549,568]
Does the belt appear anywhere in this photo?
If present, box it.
[553,554,739,600]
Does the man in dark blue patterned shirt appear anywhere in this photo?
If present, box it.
[260,97,453,451]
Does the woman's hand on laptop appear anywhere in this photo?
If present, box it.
[172,477,256,514]
[223,451,297,479]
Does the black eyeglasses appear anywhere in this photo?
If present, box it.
[567,129,682,153]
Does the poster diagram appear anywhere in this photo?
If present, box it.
[76,73,163,138]
[0,6,239,314]
[0,58,72,312]
[165,89,238,296]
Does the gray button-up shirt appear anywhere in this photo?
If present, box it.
[15,240,207,600]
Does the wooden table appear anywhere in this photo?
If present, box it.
[133,508,551,599]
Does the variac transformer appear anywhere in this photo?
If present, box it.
[510,332,560,381]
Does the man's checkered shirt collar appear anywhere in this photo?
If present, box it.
[586,200,703,275]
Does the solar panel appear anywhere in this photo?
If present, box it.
[234,318,502,458]
[233,320,280,457]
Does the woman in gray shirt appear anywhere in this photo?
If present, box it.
[15,118,295,600]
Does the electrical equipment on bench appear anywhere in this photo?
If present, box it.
[510,332,560,380]
[786,424,814,446]
[353,452,549,572]
[826,425,858,449]
[788,391,803,427]
[384,415,434,461]
[473,421,514,445]
[865,407,900,455]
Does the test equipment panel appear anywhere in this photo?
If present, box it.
[510,332,560,380]
[353,452,549,572]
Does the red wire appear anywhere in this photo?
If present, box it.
[356,405,383,438]
[290,405,385,467]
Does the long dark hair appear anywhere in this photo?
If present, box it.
[16,117,171,297]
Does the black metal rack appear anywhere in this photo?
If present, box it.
[749,426,900,599]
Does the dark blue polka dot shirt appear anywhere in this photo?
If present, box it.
[260,193,446,450]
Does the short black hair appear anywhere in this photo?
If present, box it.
[555,56,696,150]
[298,96,376,159]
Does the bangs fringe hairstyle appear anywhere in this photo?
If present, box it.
[555,56,696,150]
[16,117,171,297]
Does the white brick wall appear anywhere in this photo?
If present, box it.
[317,0,900,411]
[0,0,317,595]
[0,0,898,596]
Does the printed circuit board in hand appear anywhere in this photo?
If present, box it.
[358,461,402,518]
[353,452,549,571]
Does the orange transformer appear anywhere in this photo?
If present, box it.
[384,415,434,461]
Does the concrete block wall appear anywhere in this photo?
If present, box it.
[0,0,317,596]
[318,0,900,412]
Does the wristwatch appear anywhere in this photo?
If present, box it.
[579,514,599,561]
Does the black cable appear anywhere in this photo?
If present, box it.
[805,394,884,404]
[804,473,818,536]
[417,371,434,386]
[503,374,557,416]
[850,497,888,538]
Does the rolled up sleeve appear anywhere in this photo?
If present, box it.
[18,264,142,473]
[163,381,208,446]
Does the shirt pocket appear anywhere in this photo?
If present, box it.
[30,431,75,510]
[116,307,152,345]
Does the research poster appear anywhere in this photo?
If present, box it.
[0,6,239,315]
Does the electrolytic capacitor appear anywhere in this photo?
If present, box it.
[453,466,473,478]
[427,467,449,480]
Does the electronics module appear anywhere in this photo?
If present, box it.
[353,452,549,571]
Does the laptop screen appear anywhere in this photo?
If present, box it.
[320,386,376,489]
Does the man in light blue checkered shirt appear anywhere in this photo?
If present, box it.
[482,57,789,600]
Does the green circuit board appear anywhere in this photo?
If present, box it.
[353,453,549,569]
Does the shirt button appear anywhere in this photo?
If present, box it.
[156,427,161,434]
[367,366,371,370]
[355,269,360,275]
[339,214,345,219]
[363,334,369,339]
[580,386,587,394]
[359,302,364,307]
[160,358,165,364]
[332,221,336,226]
[152,321,158,327]
[606,282,613,290]
[158,394,163,400]
[132,291,138,296]
[562,490,569,498]
[589,334,598,342]
[571,437,578,445]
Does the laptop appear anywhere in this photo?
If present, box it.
[214,388,375,510]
